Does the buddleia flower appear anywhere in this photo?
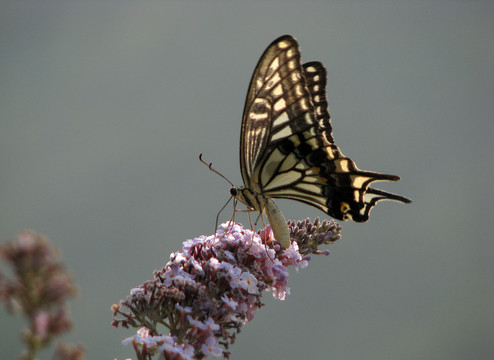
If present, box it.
[112,218,340,359]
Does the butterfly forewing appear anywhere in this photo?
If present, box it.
[236,35,410,246]
[241,36,307,186]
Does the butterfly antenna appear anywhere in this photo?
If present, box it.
[199,153,235,187]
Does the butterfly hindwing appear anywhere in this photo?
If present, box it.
[303,62,335,145]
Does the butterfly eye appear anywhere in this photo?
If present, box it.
[230,187,238,196]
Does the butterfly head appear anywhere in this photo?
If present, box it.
[230,186,265,213]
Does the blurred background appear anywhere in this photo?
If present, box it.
[1,1,493,359]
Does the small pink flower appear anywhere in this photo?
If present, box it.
[201,336,223,357]
[239,272,258,294]
[175,304,192,313]
[221,294,238,310]
[33,311,50,339]
[203,317,219,332]
[187,315,205,329]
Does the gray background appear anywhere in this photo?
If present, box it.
[1,1,493,359]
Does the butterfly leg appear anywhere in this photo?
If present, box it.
[246,209,261,250]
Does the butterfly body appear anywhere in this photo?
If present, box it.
[231,35,410,248]
[230,186,290,248]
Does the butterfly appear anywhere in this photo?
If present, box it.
[225,35,411,248]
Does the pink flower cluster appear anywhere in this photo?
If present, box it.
[112,218,341,359]
[113,222,307,359]
[0,230,83,359]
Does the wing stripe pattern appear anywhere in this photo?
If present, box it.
[236,35,410,237]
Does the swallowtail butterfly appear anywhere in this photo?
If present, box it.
[228,35,410,248]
